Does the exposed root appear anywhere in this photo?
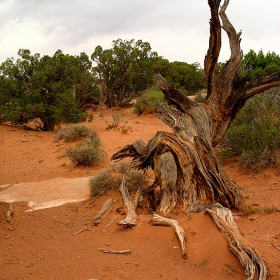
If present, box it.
[149,213,187,259]
[206,204,267,280]
[117,177,138,227]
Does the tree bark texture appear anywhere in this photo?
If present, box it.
[112,0,280,216]
[111,1,279,276]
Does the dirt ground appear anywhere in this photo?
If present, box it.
[0,108,280,280]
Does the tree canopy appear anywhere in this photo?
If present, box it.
[91,39,158,108]
[0,49,94,130]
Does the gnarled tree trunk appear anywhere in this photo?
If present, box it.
[112,0,280,215]
[111,1,280,278]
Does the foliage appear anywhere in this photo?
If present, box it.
[66,138,106,166]
[91,39,158,108]
[54,124,99,142]
[112,162,148,192]
[239,49,280,81]
[154,57,206,94]
[218,88,280,172]
[89,163,148,198]
[132,87,166,115]
[0,49,94,130]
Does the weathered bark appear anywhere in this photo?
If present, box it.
[206,204,267,280]
[117,177,138,227]
[112,0,280,216]
[92,198,116,226]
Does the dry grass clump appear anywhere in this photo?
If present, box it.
[66,138,106,166]
[54,124,99,142]
[241,204,279,216]
[89,170,118,198]
[89,163,148,198]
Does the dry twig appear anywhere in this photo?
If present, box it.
[72,227,88,236]
[105,215,118,228]
[98,248,131,255]
[271,243,280,252]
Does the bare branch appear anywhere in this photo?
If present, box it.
[154,74,195,112]
[219,0,243,83]
[204,0,222,97]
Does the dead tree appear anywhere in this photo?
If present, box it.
[112,1,279,278]
[112,0,280,214]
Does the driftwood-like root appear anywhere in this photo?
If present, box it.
[98,248,131,255]
[149,213,187,259]
[117,177,138,227]
[206,204,267,280]
[92,198,116,226]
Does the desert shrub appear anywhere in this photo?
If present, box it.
[66,138,106,166]
[113,162,148,192]
[218,88,280,172]
[133,88,165,115]
[55,124,99,143]
[89,163,148,198]
[89,170,118,198]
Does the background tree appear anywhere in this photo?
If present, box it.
[0,49,93,130]
[154,57,206,94]
[91,39,157,108]
[239,49,280,80]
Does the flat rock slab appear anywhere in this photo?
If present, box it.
[0,177,91,211]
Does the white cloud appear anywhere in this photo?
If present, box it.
[0,0,279,66]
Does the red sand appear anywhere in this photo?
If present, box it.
[1,108,279,279]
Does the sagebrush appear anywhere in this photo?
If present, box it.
[89,163,148,198]
[133,88,165,115]
[55,124,99,142]
[66,138,106,166]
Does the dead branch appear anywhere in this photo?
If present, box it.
[72,227,89,236]
[149,213,187,259]
[92,198,116,226]
[271,243,280,252]
[206,204,267,280]
[105,215,118,229]
[117,177,138,227]
[98,248,131,255]
[133,186,143,209]
[22,134,27,142]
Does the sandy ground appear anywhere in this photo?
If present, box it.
[0,108,280,280]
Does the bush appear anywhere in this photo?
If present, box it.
[89,170,118,198]
[66,138,106,166]
[89,163,148,198]
[133,88,165,115]
[113,162,148,192]
[218,89,280,172]
[55,124,99,142]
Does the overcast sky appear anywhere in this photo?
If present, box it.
[0,0,279,66]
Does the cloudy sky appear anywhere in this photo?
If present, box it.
[0,0,279,66]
